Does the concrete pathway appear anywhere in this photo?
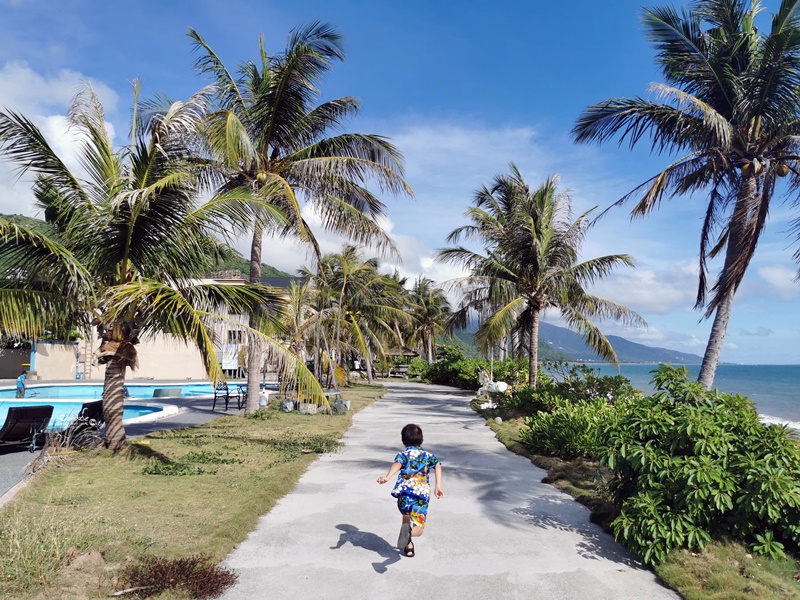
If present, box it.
[221,381,678,600]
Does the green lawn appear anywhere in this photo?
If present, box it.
[0,384,385,599]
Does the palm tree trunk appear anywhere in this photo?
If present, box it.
[697,287,734,390]
[426,333,433,364]
[245,220,264,412]
[697,175,756,390]
[245,330,262,412]
[528,308,541,388]
[365,345,375,384]
[102,358,127,451]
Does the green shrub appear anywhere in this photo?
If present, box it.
[490,358,529,388]
[597,364,800,565]
[407,357,429,378]
[520,397,611,459]
[422,345,485,389]
[544,361,641,404]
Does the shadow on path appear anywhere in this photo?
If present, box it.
[513,496,641,567]
[330,524,401,573]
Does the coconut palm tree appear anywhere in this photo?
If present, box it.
[408,277,452,363]
[572,0,800,389]
[189,23,412,411]
[437,166,644,388]
[0,85,323,451]
[311,245,409,384]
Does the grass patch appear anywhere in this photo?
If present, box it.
[484,414,800,600]
[0,383,385,599]
[657,540,800,600]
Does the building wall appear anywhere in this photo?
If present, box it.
[33,342,79,380]
[0,348,30,379]
[78,336,210,381]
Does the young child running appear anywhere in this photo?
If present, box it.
[377,423,444,557]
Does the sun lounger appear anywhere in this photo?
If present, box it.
[66,400,105,437]
[0,405,54,452]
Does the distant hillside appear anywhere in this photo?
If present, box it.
[440,329,569,362]
[539,321,702,364]
[206,253,290,279]
[0,213,57,236]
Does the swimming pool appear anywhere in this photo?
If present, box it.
[0,400,176,431]
[0,382,219,400]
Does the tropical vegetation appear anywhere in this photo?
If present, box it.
[0,85,323,451]
[437,166,644,387]
[188,23,412,411]
[480,363,800,570]
[572,0,800,389]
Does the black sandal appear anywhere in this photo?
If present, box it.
[404,540,415,558]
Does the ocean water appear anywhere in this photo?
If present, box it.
[582,364,800,429]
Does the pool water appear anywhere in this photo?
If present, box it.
[0,400,163,431]
[0,382,218,400]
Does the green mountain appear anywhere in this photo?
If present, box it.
[1,213,57,235]
[539,322,702,364]
[453,320,702,365]
[440,330,567,362]
[206,253,291,279]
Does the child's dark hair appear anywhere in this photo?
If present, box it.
[401,424,423,447]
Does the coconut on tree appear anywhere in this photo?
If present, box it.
[437,166,644,388]
[572,0,800,389]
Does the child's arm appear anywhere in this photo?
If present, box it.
[377,461,402,484]
[434,463,444,498]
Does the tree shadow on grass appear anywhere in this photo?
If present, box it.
[330,524,401,573]
[124,441,174,464]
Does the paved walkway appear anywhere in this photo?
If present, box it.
[221,381,677,600]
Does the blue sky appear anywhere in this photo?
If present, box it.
[0,0,798,364]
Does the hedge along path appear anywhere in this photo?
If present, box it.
[0,385,385,599]
[220,380,678,600]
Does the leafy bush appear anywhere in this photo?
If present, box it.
[490,358,529,388]
[407,357,429,378]
[421,345,485,389]
[520,397,611,459]
[543,361,640,404]
[505,364,638,418]
[597,364,800,565]
[420,345,533,391]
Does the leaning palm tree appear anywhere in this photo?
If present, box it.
[189,23,412,411]
[437,166,644,388]
[572,0,800,389]
[0,85,324,451]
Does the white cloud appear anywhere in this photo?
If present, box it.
[741,326,773,337]
[0,60,118,116]
[0,62,120,217]
[757,265,800,300]
[589,260,698,315]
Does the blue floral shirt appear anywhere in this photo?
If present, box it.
[391,446,440,502]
